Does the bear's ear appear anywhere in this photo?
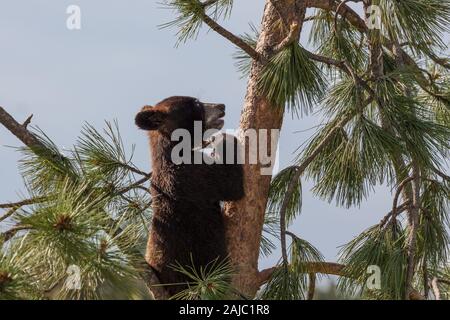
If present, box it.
[135,108,167,131]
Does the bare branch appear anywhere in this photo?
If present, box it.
[308,273,316,300]
[198,9,263,63]
[0,107,44,149]
[431,277,441,300]
[1,225,32,242]
[391,177,415,225]
[439,279,450,286]
[406,167,421,298]
[119,163,152,178]
[426,52,450,70]
[22,114,33,129]
[379,200,412,228]
[258,262,425,300]
[307,0,367,33]
[433,169,450,182]
[201,0,219,6]
[115,175,152,196]
[423,259,429,298]
[333,0,353,35]
[0,196,48,210]
[0,207,20,223]
[304,50,346,68]
[390,39,425,301]
[259,262,347,285]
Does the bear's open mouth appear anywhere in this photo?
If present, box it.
[203,103,225,130]
[207,117,225,130]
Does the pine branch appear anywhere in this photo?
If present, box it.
[307,273,316,300]
[426,52,450,70]
[258,262,426,300]
[423,259,429,298]
[303,50,376,100]
[1,225,32,242]
[115,175,152,196]
[276,110,361,258]
[201,0,219,6]
[391,177,415,224]
[0,208,19,223]
[0,196,49,224]
[439,279,450,286]
[273,22,300,54]
[307,0,441,98]
[0,196,48,210]
[119,163,151,178]
[259,262,346,284]
[333,0,353,35]
[307,0,367,33]
[391,40,424,300]
[304,16,318,22]
[406,166,422,299]
[430,278,450,300]
[275,79,377,260]
[0,107,164,299]
[379,200,412,228]
[433,169,450,182]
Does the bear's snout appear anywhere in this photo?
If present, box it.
[203,103,225,130]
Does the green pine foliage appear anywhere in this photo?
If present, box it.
[1,122,152,299]
[233,23,260,77]
[160,0,233,45]
[260,212,280,258]
[268,166,303,225]
[169,257,235,300]
[2,0,450,300]
[309,9,367,72]
[261,233,324,300]
[258,43,327,116]
[338,223,408,300]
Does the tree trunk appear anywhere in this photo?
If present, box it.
[224,0,306,297]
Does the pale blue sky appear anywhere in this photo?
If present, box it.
[0,1,429,273]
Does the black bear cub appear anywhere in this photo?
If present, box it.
[135,96,244,296]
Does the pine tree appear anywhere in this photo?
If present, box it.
[1,0,450,300]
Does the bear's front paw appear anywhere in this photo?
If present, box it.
[210,133,242,165]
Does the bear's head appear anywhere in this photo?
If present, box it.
[135,96,225,138]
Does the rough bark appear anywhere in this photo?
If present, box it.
[223,0,306,297]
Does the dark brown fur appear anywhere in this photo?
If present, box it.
[136,96,244,296]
